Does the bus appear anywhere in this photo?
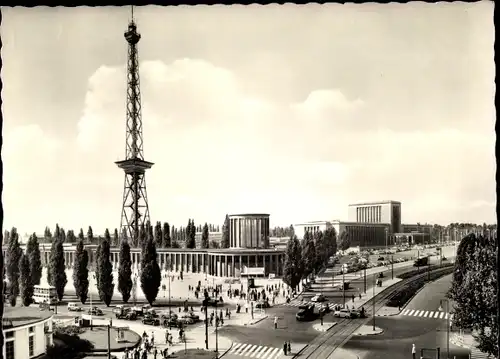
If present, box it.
[413,256,429,267]
[33,285,58,305]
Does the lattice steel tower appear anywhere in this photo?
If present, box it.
[115,8,154,244]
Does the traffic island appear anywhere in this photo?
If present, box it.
[376,306,400,316]
[78,326,141,352]
[167,348,220,359]
[312,322,337,332]
[352,325,384,336]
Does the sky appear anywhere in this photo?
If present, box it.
[1,3,496,236]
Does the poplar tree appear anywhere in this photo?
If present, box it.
[154,222,163,248]
[339,230,350,251]
[19,254,34,306]
[201,223,209,249]
[78,228,85,241]
[97,232,114,306]
[113,228,119,247]
[186,219,196,249]
[50,239,67,301]
[118,239,133,303]
[26,233,42,286]
[221,215,230,248]
[73,239,89,304]
[87,226,94,244]
[163,222,171,248]
[6,228,22,306]
[140,237,161,305]
[283,235,303,291]
[302,231,317,281]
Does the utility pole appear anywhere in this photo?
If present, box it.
[385,228,388,256]
[391,255,394,280]
[439,300,450,359]
[107,324,111,359]
[363,267,366,294]
[215,303,219,358]
[203,298,209,350]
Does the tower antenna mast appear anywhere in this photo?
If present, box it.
[115,10,154,245]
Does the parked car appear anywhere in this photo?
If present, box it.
[203,298,220,307]
[255,300,270,309]
[350,309,361,318]
[142,314,160,326]
[88,306,103,316]
[311,294,326,303]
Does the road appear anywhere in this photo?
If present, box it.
[343,273,471,359]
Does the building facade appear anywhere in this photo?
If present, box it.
[348,200,402,234]
[293,221,333,240]
[229,214,270,248]
[3,307,54,359]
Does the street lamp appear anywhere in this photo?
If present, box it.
[342,270,346,307]
[214,302,219,359]
[439,299,450,359]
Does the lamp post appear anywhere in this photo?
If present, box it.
[342,270,346,307]
[391,255,394,280]
[372,274,376,331]
[89,273,96,330]
[214,302,219,359]
[132,274,138,306]
[363,267,366,294]
[384,228,388,257]
[439,299,450,359]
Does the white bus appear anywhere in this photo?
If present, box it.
[33,285,58,305]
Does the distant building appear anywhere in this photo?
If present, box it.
[348,200,402,234]
[3,307,54,359]
[396,223,433,245]
[294,220,392,249]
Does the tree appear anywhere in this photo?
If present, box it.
[154,222,163,248]
[221,215,230,248]
[201,223,209,249]
[339,230,350,251]
[19,254,34,306]
[96,234,114,306]
[118,239,133,303]
[78,228,85,242]
[67,230,76,243]
[6,228,22,306]
[314,231,328,269]
[210,240,220,249]
[163,222,171,248]
[140,237,161,305]
[60,228,66,243]
[324,227,338,259]
[138,223,147,250]
[301,231,317,280]
[113,228,119,247]
[185,219,196,249]
[50,239,67,301]
[44,226,52,240]
[283,235,303,291]
[73,239,89,304]
[26,233,42,286]
[449,233,498,356]
[87,226,94,244]
[54,224,61,240]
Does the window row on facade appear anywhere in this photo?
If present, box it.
[356,205,382,223]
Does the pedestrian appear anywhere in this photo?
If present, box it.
[283,341,288,356]
[412,343,416,359]
[274,315,278,329]
[352,294,355,302]
[359,293,362,300]
[154,347,158,359]
[287,341,291,354]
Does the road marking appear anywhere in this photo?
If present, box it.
[258,347,274,359]
[407,309,415,316]
[267,347,281,359]
[250,346,266,358]
[439,312,445,319]
[241,344,257,356]
[433,311,440,318]
[414,310,421,316]
[234,343,249,354]
[423,311,430,317]
[232,343,243,352]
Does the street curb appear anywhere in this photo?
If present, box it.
[218,341,234,358]
[353,329,385,336]
[245,315,268,326]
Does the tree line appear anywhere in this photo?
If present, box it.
[282,227,340,291]
[448,232,498,357]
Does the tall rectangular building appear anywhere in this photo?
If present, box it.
[348,200,401,234]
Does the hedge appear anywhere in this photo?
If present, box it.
[387,267,454,307]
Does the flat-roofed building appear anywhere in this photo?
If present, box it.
[348,200,402,234]
[293,221,333,240]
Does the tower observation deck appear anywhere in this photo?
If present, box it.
[116,11,154,244]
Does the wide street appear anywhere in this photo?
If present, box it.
[342,274,472,359]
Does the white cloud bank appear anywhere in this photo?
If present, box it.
[3,58,496,234]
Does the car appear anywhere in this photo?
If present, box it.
[296,305,315,321]
[88,306,103,316]
[333,309,354,318]
[68,303,82,312]
[142,315,160,326]
[255,300,270,309]
[319,303,330,314]
[311,294,326,303]
[178,316,195,325]
[203,298,220,307]
[350,309,361,318]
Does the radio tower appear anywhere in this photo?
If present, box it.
[115,6,154,244]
